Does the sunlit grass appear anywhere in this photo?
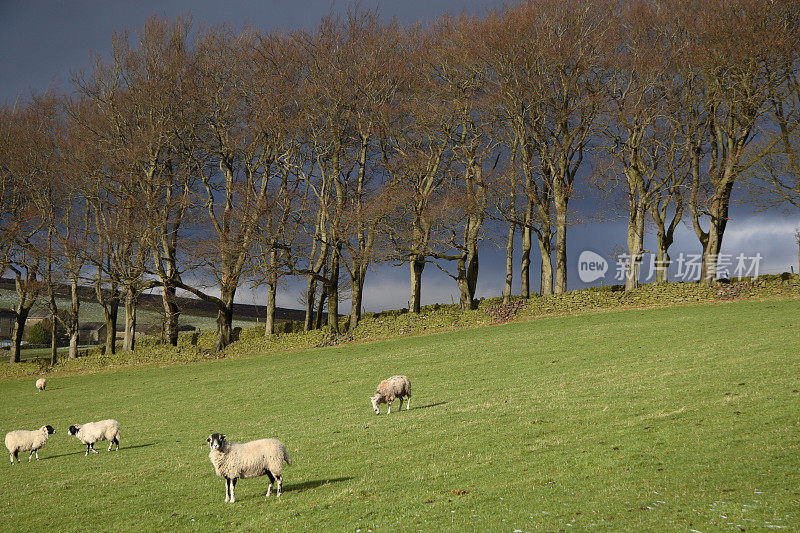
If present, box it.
[1,298,798,531]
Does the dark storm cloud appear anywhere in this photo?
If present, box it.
[0,0,505,103]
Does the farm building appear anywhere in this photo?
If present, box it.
[24,308,50,328]
[77,322,107,344]
[0,309,14,338]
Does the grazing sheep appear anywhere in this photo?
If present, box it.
[369,375,411,415]
[67,419,120,455]
[5,425,55,464]
[206,433,292,503]
[35,378,46,391]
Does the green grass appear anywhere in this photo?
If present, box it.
[1,298,798,531]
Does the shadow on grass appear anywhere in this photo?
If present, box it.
[230,477,354,502]
[411,401,448,410]
[286,476,353,493]
[44,442,156,460]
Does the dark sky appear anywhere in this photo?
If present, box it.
[1,0,796,311]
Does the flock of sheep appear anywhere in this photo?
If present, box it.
[5,374,412,503]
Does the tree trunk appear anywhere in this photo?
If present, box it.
[49,294,58,366]
[327,249,340,334]
[265,280,277,336]
[68,278,80,360]
[554,201,568,294]
[315,285,327,330]
[503,222,515,305]
[9,307,30,364]
[161,284,180,346]
[699,185,732,286]
[349,266,365,331]
[103,295,119,356]
[215,296,235,352]
[47,230,58,366]
[625,203,646,291]
[538,231,553,296]
[457,216,481,311]
[654,228,671,283]
[456,253,472,310]
[264,247,279,337]
[409,257,425,314]
[304,276,317,331]
[123,290,137,352]
[520,205,532,298]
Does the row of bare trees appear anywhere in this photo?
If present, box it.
[1,1,798,362]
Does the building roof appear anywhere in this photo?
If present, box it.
[77,322,106,332]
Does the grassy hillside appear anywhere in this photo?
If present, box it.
[1,298,798,531]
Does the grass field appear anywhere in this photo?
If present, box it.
[1,298,798,531]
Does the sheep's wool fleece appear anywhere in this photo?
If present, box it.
[209,439,290,479]
[35,378,46,390]
[5,427,49,453]
[376,375,411,401]
[76,419,119,444]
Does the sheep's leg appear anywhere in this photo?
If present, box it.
[90,443,98,454]
[276,475,282,497]
[9,452,13,464]
[398,397,403,411]
[406,394,411,410]
[28,451,33,462]
[224,477,230,502]
[115,437,119,451]
[266,470,275,497]
[85,443,91,456]
[34,450,39,460]
[230,478,237,503]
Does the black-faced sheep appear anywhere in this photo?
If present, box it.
[67,419,120,455]
[5,425,55,464]
[207,433,292,503]
[35,378,46,391]
[369,375,411,415]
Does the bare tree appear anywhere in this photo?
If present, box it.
[671,0,792,284]
[0,97,53,362]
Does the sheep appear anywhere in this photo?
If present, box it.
[206,433,292,503]
[5,425,55,464]
[369,375,412,415]
[35,378,46,391]
[67,419,120,455]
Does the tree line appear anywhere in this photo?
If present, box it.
[1,0,798,363]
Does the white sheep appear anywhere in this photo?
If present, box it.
[35,378,46,391]
[369,375,412,415]
[67,419,120,455]
[207,433,292,503]
[5,425,55,464]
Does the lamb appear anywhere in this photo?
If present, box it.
[5,425,55,464]
[369,375,411,415]
[67,419,120,455]
[206,433,292,503]
[35,378,46,391]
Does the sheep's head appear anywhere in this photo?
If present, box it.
[207,433,226,450]
[67,425,80,436]
[44,425,55,434]
[369,394,381,415]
